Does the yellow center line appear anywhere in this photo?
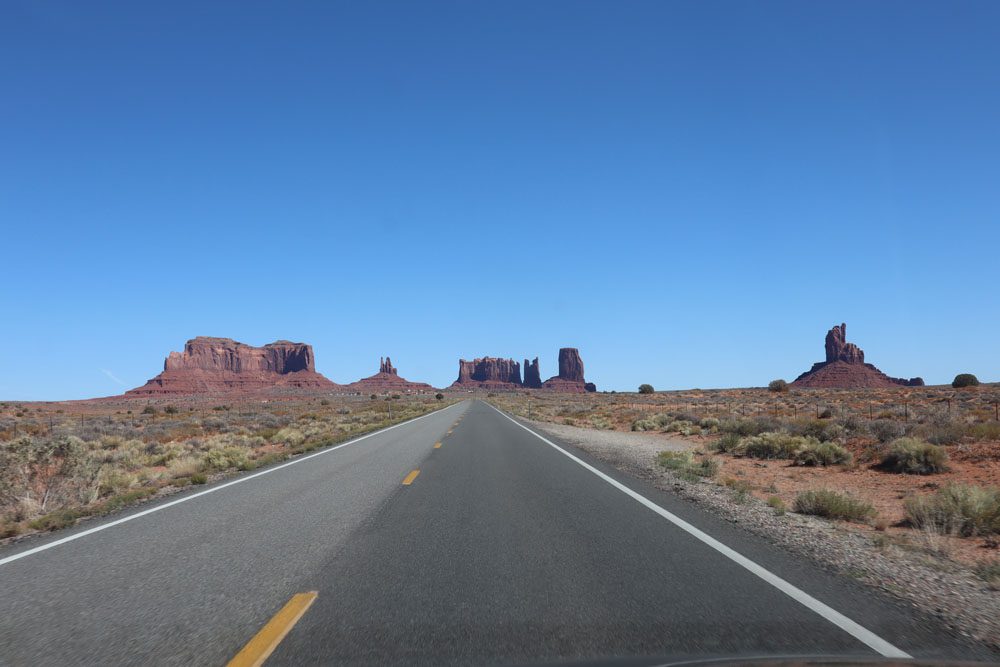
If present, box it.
[433,442,442,449]
[227,591,318,667]
[402,469,420,485]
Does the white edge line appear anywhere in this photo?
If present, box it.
[487,402,911,659]
[0,401,462,568]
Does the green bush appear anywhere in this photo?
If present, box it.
[767,496,787,514]
[969,422,1000,442]
[190,473,208,485]
[975,561,1000,590]
[871,419,906,443]
[28,508,85,532]
[952,373,980,388]
[632,414,670,432]
[787,418,843,443]
[435,393,444,400]
[733,432,817,460]
[724,477,752,502]
[880,437,948,474]
[698,417,720,431]
[657,451,719,480]
[638,384,654,394]
[164,406,179,414]
[719,417,780,437]
[904,483,1000,537]
[141,406,156,415]
[918,421,965,446]
[793,441,852,467]
[710,432,741,453]
[794,489,875,522]
[767,379,788,393]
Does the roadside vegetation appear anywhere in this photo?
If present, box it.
[793,489,875,522]
[0,395,450,539]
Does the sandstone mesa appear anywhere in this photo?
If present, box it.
[125,337,339,396]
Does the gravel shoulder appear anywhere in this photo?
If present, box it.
[530,419,1000,652]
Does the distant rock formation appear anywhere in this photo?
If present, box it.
[448,347,597,392]
[542,348,597,393]
[126,337,339,396]
[523,358,542,388]
[346,356,434,393]
[792,324,924,389]
[824,323,865,365]
[450,357,523,390]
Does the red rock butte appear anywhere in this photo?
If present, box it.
[449,348,596,392]
[791,324,923,389]
[344,357,436,393]
[125,337,339,396]
[542,347,597,393]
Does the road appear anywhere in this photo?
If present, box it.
[0,400,991,665]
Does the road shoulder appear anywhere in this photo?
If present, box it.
[525,417,1000,656]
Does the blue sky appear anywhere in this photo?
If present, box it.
[2,1,998,400]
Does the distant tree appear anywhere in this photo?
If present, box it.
[768,379,789,393]
[164,405,179,414]
[370,394,378,400]
[391,394,401,400]
[141,406,156,415]
[638,384,654,394]
[952,373,980,388]
[435,393,444,401]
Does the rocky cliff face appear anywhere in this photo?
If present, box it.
[448,348,597,392]
[452,357,523,389]
[379,357,398,375]
[346,357,434,393]
[523,358,542,388]
[824,323,865,365]
[792,324,924,389]
[126,337,338,396]
[542,347,596,392]
[163,337,315,374]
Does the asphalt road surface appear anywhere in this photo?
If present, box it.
[0,400,993,666]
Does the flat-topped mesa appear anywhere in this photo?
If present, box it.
[450,357,523,390]
[346,356,434,394]
[792,323,924,389]
[379,356,398,376]
[523,358,542,388]
[126,337,338,396]
[163,337,314,374]
[542,347,597,393]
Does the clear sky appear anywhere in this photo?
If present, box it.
[2,1,998,400]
